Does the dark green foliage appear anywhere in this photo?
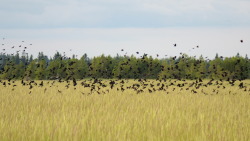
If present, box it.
[0,52,249,80]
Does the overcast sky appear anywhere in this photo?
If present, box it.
[0,0,250,59]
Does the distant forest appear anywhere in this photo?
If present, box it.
[0,52,249,80]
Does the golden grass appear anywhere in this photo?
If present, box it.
[0,79,250,141]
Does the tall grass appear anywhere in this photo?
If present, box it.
[0,80,249,141]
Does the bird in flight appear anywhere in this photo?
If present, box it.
[240,40,243,43]
[121,49,124,51]
[173,44,177,47]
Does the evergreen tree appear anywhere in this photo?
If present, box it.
[35,59,47,80]
[24,60,37,80]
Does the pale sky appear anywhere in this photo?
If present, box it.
[0,0,250,59]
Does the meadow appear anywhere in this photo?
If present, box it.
[0,79,250,141]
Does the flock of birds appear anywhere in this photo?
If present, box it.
[0,37,249,95]
[1,38,32,56]
[121,40,243,60]
[0,77,250,95]
[0,37,245,60]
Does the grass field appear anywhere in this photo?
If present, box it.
[0,79,250,141]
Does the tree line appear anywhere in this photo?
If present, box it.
[0,52,249,80]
